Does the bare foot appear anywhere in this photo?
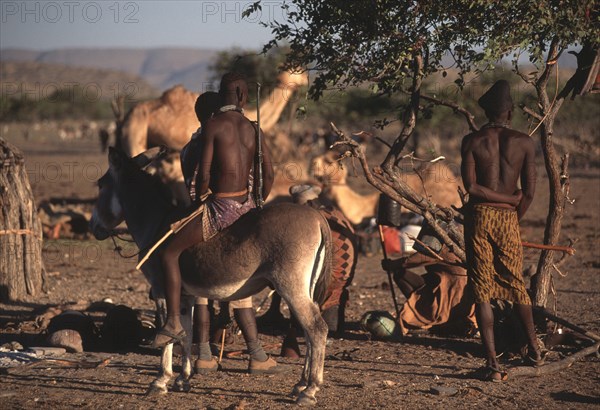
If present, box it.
[524,348,544,367]
[483,365,508,382]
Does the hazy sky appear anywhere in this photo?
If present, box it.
[0,1,289,51]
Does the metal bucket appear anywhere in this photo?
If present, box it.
[377,193,403,227]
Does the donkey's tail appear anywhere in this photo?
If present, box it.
[311,213,332,306]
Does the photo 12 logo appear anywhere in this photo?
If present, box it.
[27,161,104,184]
[1,81,140,102]
[42,240,137,266]
[201,1,297,24]
[1,1,140,24]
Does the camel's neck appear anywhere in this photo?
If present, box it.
[245,84,300,133]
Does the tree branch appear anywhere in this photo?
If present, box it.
[420,93,479,132]
[520,105,544,122]
[513,50,538,85]
[536,37,561,95]
[382,52,424,169]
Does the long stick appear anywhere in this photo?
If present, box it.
[136,229,173,270]
[6,358,110,374]
[136,204,205,270]
[534,307,600,342]
[218,327,226,364]
[510,343,599,378]
[404,233,445,262]
[377,225,401,319]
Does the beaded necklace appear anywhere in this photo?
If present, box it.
[219,105,244,114]
[482,121,510,129]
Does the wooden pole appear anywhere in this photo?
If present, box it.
[0,139,46,302]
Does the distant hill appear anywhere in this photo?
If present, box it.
[0,61,157,101]
[0,46,582,97]
[0,47,219,91]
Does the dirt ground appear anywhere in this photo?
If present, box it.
[1,133,599,409]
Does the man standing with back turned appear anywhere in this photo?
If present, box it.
[461,80,543,382]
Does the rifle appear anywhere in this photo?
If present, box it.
[254,82,264,208]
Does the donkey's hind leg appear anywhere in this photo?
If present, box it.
[291,320,315,397]
[173,295,194,392]
[285,296,328,407]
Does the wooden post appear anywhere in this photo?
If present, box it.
[0,138,46,302]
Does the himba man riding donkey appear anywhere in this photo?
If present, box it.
[154,72,281,373]
[461,80,543,382]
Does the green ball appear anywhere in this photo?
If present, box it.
[361,310,401,340]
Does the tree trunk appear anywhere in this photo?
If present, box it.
[532,123,567,307]
[530,39,571,308]
[0,138,46,302]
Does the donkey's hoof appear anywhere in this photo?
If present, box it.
[291,383,307,397]
[172,378,191,393]
[295,392,317,407]
[146,383,168,396]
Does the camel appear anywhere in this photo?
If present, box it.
[115,70,309,157]
[311,151,463,225]
[90,147,331,406]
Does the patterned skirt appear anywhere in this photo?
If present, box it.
[202,195,256,241]
[464,205,531,305]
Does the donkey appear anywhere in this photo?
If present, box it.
[90,147,332,406]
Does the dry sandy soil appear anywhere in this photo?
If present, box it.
[1,134,599,409]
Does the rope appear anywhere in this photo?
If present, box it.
[0,229,34,236]
[110,234,143,259]
[113,232,136,243]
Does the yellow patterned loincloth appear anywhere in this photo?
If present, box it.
[464,204,531,305]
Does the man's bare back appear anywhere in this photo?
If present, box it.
[198,110,257,200]
[196,103,273,203]
[461,126,536,219]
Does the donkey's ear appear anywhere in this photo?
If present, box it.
[132,146,163,168]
